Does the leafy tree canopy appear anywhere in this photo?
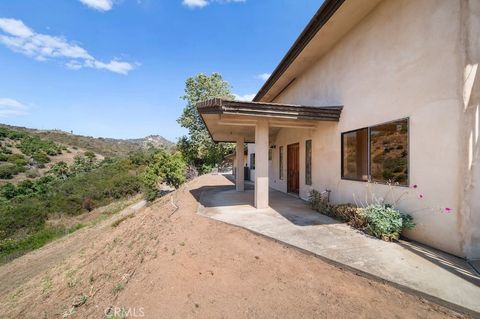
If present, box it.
[177,73,235,173]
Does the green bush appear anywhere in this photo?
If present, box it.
[1,147,12,155]
[26,169,40,179]
[0,183,17,200]
[0,153,8,161]
[7,153,27,167]
[18,136,61,157]
[309,190,414,241]
[361,204,415,241]
[49,161,69,179]
[84,151,96,159]
[0,164,23,179]
[334,203,368,228]
[141,150,187,201]
[32,151,50,164]
[308,189,335,216]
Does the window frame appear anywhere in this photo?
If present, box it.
[250,153,255,170]
[279,146,284,180]
[340,126,369,182]
[341,118,410,186]
[305,139,312,185]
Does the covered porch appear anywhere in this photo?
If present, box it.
[196,98,342,208]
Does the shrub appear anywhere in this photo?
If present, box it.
[82,197,94,212]
[70,155,97,174]
[308,189,335,216]
[1,147,12,155]
[84,151,96,160]
[334,203,368,229]
[49,161,69,179]
[141,150,187,201]
[309,190,414,241]
[0,153,8,161]
[0,183,17,200]
[18,136,61,156]
[361,204,415,241]
[7,154,27,167]
[0,164,23,179]
[32,151,50,164]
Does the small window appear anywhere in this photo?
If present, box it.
[250,153,255,169]
[269,148,272,161]
[279,146,284,180]
[370,119,408,185]
[341,128,368,181]
[305,140,312,185]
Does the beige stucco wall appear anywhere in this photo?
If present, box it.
[268,0,478,257]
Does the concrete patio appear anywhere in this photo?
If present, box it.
[196,177,480,316]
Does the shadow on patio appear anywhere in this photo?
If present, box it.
[191,182,339,227]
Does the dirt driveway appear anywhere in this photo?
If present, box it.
[0,174,466,318]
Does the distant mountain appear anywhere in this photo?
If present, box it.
[0,124,174,157]
[124,135,174,149]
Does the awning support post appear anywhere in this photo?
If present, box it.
[235,136,244,192]
[254,119,269,209]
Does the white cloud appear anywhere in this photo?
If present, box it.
[0,18,135,75]
[233,93,255,102]
[182,0,245,9]
[0,98,29,117]
[0,18,33,37]
[79,0,113,11]
[256,73,271,81]
[183,0,209,8]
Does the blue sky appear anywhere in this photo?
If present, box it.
[0,0,322,142]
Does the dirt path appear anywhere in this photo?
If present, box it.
[0,175,466,318]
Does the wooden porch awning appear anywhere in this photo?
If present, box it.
[196,98,343,143]
[197,98,343,121]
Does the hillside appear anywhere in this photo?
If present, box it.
[0,125,106,185]
[0,124,174,158]
[0,123,183,265]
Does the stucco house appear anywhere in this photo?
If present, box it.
[197,0,480,260]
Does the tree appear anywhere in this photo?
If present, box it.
[177,73,235,173]
[141,150,187,201]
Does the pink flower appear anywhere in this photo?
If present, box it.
[419,194,424,199]
[444,207,452,213]
[413,184,418,189]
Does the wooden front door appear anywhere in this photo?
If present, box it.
[287,143,300,194]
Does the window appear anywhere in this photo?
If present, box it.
[269,148,272,161]
[305,140,312,185]
[342,128,368,181]
[250,153,255,169]
[370,120,408,185]
[279,146,284,180]
[341,118,409,186]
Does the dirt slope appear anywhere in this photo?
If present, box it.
[0,174,465,319]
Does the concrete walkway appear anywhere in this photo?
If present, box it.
[196,179,480,316]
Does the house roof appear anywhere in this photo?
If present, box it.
[253,0,382,102]
[197,98,343,121]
